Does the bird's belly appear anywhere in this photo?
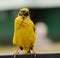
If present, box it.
[15,27,35,47]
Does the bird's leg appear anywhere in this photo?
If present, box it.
[13,47,20,58]
[30,46,36,58]
[30,45,36,58]
[32,48,36,58]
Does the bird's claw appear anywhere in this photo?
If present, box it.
[33,53,36,58]
[13,52,19,58]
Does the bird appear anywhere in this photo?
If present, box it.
[12,8,36,58]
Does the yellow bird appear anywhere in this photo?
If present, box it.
[13,8,36,58]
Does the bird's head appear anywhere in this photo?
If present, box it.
[18,8,29,18]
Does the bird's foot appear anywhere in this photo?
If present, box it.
[13,52,19,58]
[33,53,36,58]
[32,49,36,58]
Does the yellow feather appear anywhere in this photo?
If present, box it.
[13,8,36,53]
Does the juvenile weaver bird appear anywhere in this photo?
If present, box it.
[13,8,36,58]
